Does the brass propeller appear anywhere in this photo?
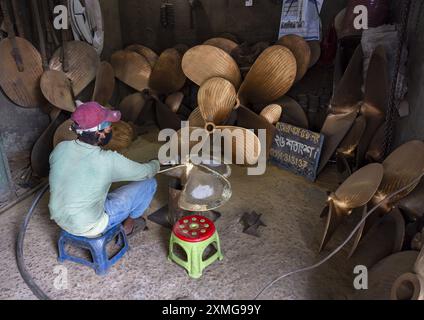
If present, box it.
[273,96,309,129]
[49,41,100,96]
[149,48,186,95]
[165,92,185,113]
[102,121,134,153]
[92,61,115,106]
[53,119,77,147]
[357,45,388,164]
[111,49,151,92]
[182,45,242,88]
[276,34,311,82]
[336,115,367,176]
[319,163,384,252]
[318,110,357,174]
[329,45,363,114]
[259,104,283,125]
[198,77,239,125]
[125,44,158,68]
[203,37,238,55]
[350,140,424,256]
[238,45,297,106]
[118,93,146,123]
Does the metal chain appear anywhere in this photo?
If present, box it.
[383,0,412,157]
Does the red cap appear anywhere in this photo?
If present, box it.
[71,102,121,130]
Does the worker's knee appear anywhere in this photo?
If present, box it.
[135,178,157,195]
[148,178,158,193]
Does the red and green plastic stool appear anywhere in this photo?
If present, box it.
[168,215,223,279]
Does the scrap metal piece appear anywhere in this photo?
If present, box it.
[240,211,266,237]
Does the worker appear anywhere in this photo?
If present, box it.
[48,102,160,238]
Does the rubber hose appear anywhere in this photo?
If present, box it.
[16,183,51,300]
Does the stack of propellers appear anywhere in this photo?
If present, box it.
[107,34,315,165]
[178,34,317,163]
[319,45,389,176]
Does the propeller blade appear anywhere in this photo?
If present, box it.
[318,110,357,174]
[118,93,146,123]
[165,92,184,113]
[259,104,282,125]
[92,61,115,106]
[203,37,238,54]
[274,96,309,129]
[236,105,276,159]
[334,163,384,209]
[319,200,347,252]
[125,44,158,68]
[182,45,241,88]
[198,77,239,125]
[330,45,363,114]
[376,140,424,209]
[238,45,297,106]
[155,97,182,131]
[215,125,262,165]
[111,50,151,92]
[358,45,389,164]
[337,115,366,157]
[149,48,186,95]
[188,107,206,127]
[276,34,311,82]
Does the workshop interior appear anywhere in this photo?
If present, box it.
[1,0,424,301]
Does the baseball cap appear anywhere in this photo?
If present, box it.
[71,102,121,130]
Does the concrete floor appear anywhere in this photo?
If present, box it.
[0,128,358,300]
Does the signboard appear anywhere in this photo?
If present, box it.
[278,0,324,41]
[270,122,324,181]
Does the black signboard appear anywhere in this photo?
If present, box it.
[269,122,324,181]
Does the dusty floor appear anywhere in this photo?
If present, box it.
[0,128,360,300]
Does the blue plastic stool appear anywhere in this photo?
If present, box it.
[58,224,129,275]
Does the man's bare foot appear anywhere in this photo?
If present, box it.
[123,218,135,235]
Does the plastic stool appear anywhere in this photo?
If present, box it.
[58,224,129,275]
[168,215,223,279]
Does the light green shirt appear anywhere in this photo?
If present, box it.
[48,140,160,237]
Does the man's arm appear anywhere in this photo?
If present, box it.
[109,151,160,183]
